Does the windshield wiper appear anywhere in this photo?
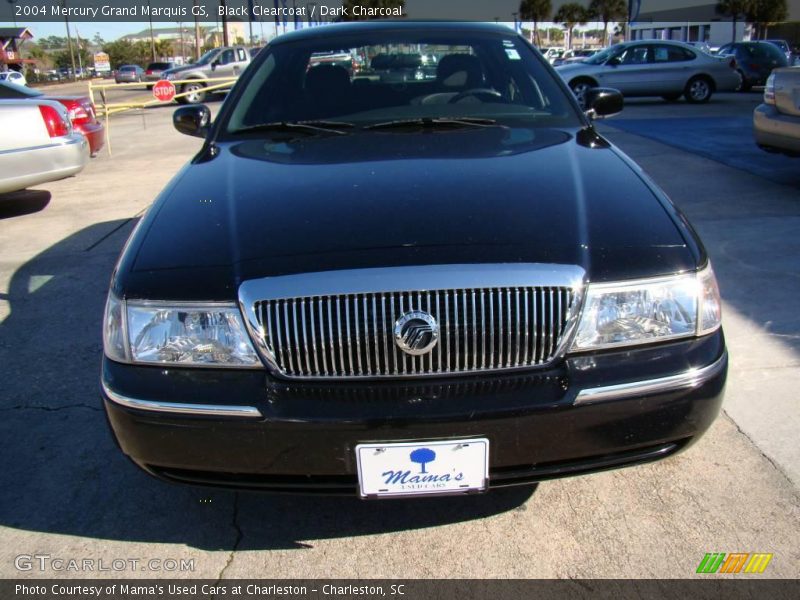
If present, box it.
[233,120,355,136]
[363,117,498,131]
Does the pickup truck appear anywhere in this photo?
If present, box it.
[162,46,251,104]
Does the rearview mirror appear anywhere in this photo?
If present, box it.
[173,104,211,138]
[584,87,624,119]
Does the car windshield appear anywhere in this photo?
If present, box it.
[195,49,219,65]
[225,30,581,136]
[583,45,624,65]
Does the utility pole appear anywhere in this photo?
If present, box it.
[193,0,201,60]
[148,0,156,61]
[220,1,229,46]
[62,0,77,81]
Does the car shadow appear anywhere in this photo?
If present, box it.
[0,220,534,551]
[0,190,51,219]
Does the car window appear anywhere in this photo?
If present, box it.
[225,32,581,135]
[619,46,650,64]
[218,49,235,65]
[0,81,39,97]
[237,48,247,61]
[653,45,695,62]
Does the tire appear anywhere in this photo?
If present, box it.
[662,93,682,102]
[569,78,597,111]
[178,82,206,104]
[684,76,713,103]
[736,70,752,92]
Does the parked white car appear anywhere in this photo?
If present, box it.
[541,47,566,64]
[0,99,89,194]
[0,70,27,86]
[556,40,741,108]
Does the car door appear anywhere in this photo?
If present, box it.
[651,44,696,93]
[232,47,249,76]
[213,49,237,78]
[599,45,654,94]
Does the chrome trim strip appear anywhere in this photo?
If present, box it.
[240,264,585,301]
[574,353,727,405]
[101,381,263,418]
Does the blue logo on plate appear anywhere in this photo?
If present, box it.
[409,448,436,474]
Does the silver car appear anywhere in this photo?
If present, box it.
[754,67,800,156]
[555,40,741,108]
[0,98,89,194]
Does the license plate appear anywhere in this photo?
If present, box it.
[355,438,489,498]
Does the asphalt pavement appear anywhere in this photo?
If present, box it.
[0,90,798,579]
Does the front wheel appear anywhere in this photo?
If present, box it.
[736,70,752,92]
[569,79,596,111]
[178,82,206,104]
[684,76,713,103]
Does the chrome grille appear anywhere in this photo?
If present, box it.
[255,287,574,379]
[239,264,584,380]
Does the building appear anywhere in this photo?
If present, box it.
[0,27,35,73]
[628,0,800,48]
[120,26,210,47]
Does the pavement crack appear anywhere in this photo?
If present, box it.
[722,411,794,487]
[214,492,243,588]
[0,403,101,412]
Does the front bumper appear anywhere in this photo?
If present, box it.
[102,331,727,494]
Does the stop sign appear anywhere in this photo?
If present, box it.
[152,80,176,103]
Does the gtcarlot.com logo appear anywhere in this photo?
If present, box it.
[15,554,195,573]
[696,552,773,574]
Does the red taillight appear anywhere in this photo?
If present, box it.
[38,104,69,137]
[58,99,91,124]
[146,69,153,75]
[750,63,760,70]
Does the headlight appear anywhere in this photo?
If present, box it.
[571,265,722,351]
[102,292,260,367]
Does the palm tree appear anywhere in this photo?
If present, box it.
[716,0,753,43]
[519,0,552,46]
[554,2,590,50]
[589,0,627,46]
[747,0,788,39]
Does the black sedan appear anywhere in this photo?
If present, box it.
[102,22,726,498]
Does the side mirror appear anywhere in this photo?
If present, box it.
[606,56,621,67]
[210,61,217,71]
[584,87,623,119]
[173,104,211,138]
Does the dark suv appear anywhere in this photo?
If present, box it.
[718,41,789,91]
[102,22,726,498]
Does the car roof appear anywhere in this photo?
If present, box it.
[269,21,517,45]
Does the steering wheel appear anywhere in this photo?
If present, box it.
[448,88,504,104]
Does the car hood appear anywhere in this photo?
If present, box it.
[555,62,598,75]
[122,126,697,300]
[163,64,200,76]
